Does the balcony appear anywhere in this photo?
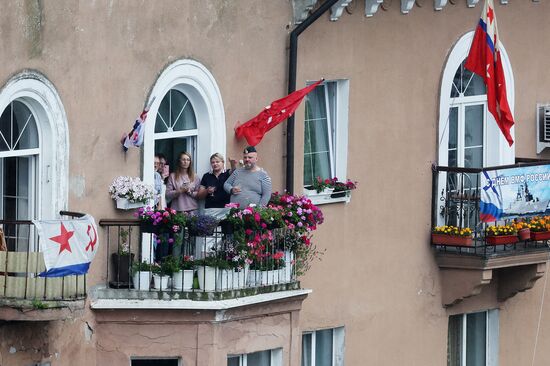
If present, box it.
[431,163,550,307]
[92,218,308,310]
[0,211,86,321]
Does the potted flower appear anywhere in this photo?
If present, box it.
[431,225,473,246]
[305,177,336,195]
[187,214,220,236]
[248,251,286,287]
[136,207,186,235]
[485,224,518,245]
[151,257,172,290]
[172,255,195,291]
[513,220,531,241]
[109,176,154,210]
[110,228,134,288]
[195,255,232,291]
[132,261,152,291]
[528,216,550,241]
[331,179,358,198]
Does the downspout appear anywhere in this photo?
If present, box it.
[286,0,339,194]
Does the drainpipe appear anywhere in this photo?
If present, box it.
[286,0,340,194]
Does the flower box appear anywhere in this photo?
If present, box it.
[153,274,169,290]
[172,269,194,291]
[486,235,519,245]
[431,233,473,246]
[132,271,151,291]
[140,221,158,234]
[518,228,531,241]
[197,266,216,291]
[116,197,144,210]
[530,231,550,241]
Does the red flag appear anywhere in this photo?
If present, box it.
[465,0,514,146]
[235,79,323,146]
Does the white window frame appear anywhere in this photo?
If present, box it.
[438,31,515,168]
[301,327,345,366]
[448,309,499,366]
[0,71,69,221]
[228,348,283,366]
[303,80,350,205]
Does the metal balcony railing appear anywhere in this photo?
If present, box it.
[98,219,298,300]
[431,163,550,257]
[0,211,87,302]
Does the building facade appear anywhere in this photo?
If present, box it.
[1,1,550,365]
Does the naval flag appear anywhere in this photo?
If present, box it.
[33,215,99,277]
[465,0,515,146]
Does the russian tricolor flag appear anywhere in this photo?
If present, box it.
[480,171,503,222]
[465,0,515,146]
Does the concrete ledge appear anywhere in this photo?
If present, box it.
[0,299,85,321]
[91,289,312,311]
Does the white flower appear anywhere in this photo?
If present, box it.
[109,176,154,203]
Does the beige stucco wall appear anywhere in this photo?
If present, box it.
[295,3,550,366]
[2,1,550,365]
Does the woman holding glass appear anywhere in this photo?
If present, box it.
[198,153,235,209]
[166,152,201,213]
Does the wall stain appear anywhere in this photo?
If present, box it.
[24,0,43,58]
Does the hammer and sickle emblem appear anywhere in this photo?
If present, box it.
[86,224,97,251]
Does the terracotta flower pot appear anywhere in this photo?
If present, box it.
[431,233,473,246]
[530,231,550,241]
[518,228,531,241]
[486,235,518,245]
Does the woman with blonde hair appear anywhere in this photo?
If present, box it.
[166,151,201,213]
[198,153,236,209]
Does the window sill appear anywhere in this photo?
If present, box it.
[303,189,351,205]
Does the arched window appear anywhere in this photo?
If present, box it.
[0,101,40,225]
[142,60,225,259]
[154,89,198,170]
[438,31,515,168]
[0,72,69,250]
[447,60,487,170]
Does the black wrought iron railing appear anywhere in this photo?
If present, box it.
[431,162,550,256]
[0,211,87,301]
[98,219,297,297]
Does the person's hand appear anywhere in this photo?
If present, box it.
[228,158,238,171]
[180,184,189,194]
[231,186,241,195]
[207,186,216,195]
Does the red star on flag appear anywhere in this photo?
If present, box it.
[487,7,494,24]
[49,223,74,254]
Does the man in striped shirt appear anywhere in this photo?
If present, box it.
[224,146,272,207]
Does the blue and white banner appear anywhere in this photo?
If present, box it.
[481,165,550,222]
[33,215,99,277]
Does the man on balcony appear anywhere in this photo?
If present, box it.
[224,146,272,207]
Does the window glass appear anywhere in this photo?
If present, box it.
[154,89,198,177]
[227,356,241,366]
[155,89,197,133]
[304,84,332,186]
[0,101,38,151]
[247,350,271,366]
[466,312,487,366]
[315,329,333,366]
[131,360,179,366]
[447,315,462,366]
[302,333,312,366]
[450,61,486,98]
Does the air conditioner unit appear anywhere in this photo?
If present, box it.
[536,103,550,153]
